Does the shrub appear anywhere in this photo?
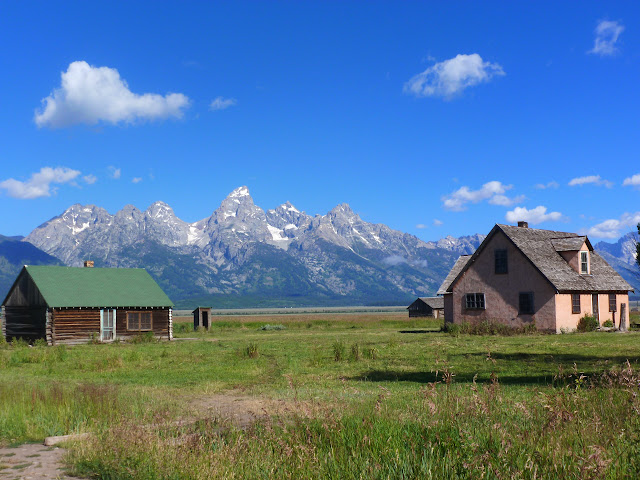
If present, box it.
[33,338,48,347]
[245,343,259,358]
[577,315,599,332]
[130,332,158,344]
[443,320,537,336]
[603,319,614,328]
[332,340,346,361]
[173,323,192,334]
[350,343,361,361]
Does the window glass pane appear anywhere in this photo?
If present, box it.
[141,312,152,330]
[127,312,139,330]
[495,250,508,274]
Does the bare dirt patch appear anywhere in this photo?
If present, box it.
[190,392,318,428]
[0,443,82,479]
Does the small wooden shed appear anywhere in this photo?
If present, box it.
[407,297,444,318]
[193,306,212,330]
[1,265,174,345]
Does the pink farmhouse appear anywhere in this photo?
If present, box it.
[438,222,633,333]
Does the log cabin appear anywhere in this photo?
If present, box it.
[1,264,174,345]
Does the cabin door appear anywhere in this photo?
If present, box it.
[202,311,209,329]
[592,295,599,323]
[100,309,116,342]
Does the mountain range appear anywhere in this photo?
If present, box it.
[3,186,637,307]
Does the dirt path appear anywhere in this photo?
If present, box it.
[0,392,306,479]
[0,443,81,479]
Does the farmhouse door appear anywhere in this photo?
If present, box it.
[100,309,116,342]
[592,294,599,323]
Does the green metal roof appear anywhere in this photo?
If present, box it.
[24,266,174,308]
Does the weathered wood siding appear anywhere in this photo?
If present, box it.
[115,308,170,340]
[4,306,46,340]
[4,270,47,307]
[51,308,100,345]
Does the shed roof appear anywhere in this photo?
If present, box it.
[444,224,632,293]
[14,266,173,308]
[418,296,444,309]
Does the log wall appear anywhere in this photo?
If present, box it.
[51,308,100,345]
[115,308,170,341]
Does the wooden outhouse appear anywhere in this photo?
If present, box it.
[1,265,174,345]
[407,297,444,318]
[193,307,211,330]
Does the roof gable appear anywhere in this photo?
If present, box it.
[13,266,174,308]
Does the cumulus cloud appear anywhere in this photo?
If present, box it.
[416,224,427,229]
[132,177,143,184]
[505,206,563,225]
[0,167,81,199]
[588,20,624,56]
[34,61,190,128]
[534,181,559,190]
[404,53,505,99]
[83,174,97,184]
[587,212,640,239]
[623,174,640,187]
[442,181,522,211]
[109,166,121,179]
[433,219,443,226]
[209,96,237,111]
[568,175,613,188]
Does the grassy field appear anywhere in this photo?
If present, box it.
[1,312,640,478]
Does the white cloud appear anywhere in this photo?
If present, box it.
[442,181,522,211]
[34,61,190,128]
[83,174,97,185]
[433,219,443,226]
[0,167,81,199]
[534,181,559,190]
[416,224,427,229]
[588,20,624,56]
[568,175,613,188]
[623,174,640,187]
[383,255,406,266]
[489,194,526,207]
[132,177,143,184]
[404,53,505,99]
[209,96,237,111]
[587,212,640,239]
[109,166,121,179]
[505,206,563,225]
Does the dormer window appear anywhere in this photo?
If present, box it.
[580,251,589,274]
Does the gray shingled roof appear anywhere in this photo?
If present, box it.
[550,236,588,252]
[444,224,632,293]
[437,255,471,295]
[419,296,444,309]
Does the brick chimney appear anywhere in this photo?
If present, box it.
[517,221,528,228]
[83,260,94,268]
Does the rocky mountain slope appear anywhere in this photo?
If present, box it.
[24,187,483,307]
[0,235,61,299]
[594,232,640,294]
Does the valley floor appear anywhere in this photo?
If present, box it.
[1,313,640,478]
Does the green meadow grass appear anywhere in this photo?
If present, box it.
[1,313,640,478]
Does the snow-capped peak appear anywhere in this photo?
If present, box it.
[229,186,250,198]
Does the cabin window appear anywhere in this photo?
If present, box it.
[465,293,485,310]
[580,251,589,274]
[519,292,534,315]
[127,311,152,331]
[495,249,508,274]
[572,294,580,314]
[609,294,617,312]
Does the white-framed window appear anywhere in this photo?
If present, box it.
[465,293,485,310]
[580,251,589,274]
[127,311,152,331]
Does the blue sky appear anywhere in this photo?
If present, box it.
[1,1,639,242]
